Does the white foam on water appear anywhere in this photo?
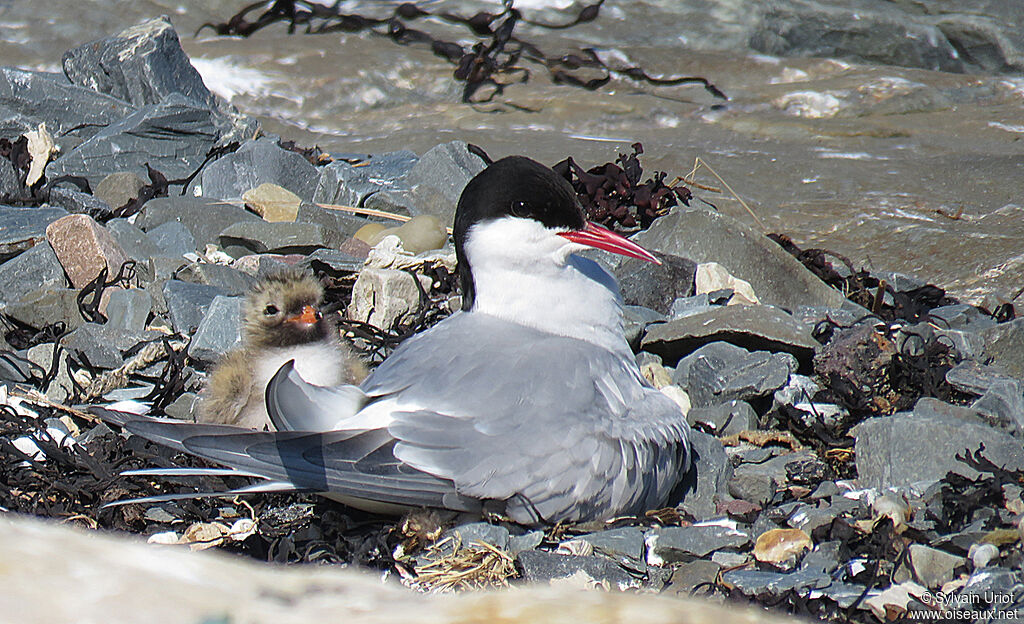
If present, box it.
[190,57,276,101]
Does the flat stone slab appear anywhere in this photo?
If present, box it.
[188,295,243,365]
[633,207,844,312]
[646,525,751,562]
[515,550,641,590]
[0,241,66,307]
[162,280,225,335]
[642,304,819,366]
[136,196,262,249]
[853,411,1024,489]
[198,138,318,201]
[0,67,136,141]
[219,221,342,255]
[0,206,68,259]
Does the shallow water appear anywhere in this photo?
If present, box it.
[2,0,1023,302]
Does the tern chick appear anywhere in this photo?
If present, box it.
[198,270,366,429]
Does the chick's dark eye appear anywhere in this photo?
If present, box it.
[263,304,279,316]
[511,200,530,217]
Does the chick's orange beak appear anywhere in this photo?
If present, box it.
[285,305,320,325]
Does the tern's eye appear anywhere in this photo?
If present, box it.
[511,200,530,217]
[263,304,279,316]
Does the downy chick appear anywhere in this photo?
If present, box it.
[198,270,366,429]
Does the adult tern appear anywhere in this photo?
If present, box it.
[96,155,692,526]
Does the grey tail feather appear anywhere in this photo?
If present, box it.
[101,481,308,508]
[265,360,369,432]
[120,467,270,479]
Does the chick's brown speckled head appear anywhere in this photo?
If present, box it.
[243,270,333,349]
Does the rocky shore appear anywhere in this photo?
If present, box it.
[1,15,1022,624]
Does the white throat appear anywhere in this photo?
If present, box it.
[463,218,632,357]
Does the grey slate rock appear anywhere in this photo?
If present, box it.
[103,288,152,332]
[218,221,341,256]
[721,568,830,596]
[94,172,147,213]
[187,296,243,365]
[60,324,162,369]
[853,411,1024,489]
[136,196,262,248]
[907,544,964,589]
[444,522,510,553]
[507,531,544,556]
[162,280,225,335]
[751,3,963,73]
[295,204,375,240]
[62,17,217,110]
[800,540,843,575]
[302,248,365,276]
[980,318,1024,383]
[646,525,751,562]
[46,187,112,218]
[616,253,697,315]
[163,391,199,421]
[664,560,722,596]
[4,288,84,331]
[911,397,989,427]
[0,158,24,203]
[105,218,162,257]
[46,93,234,188]
[26,343,75,402]
[0,242,67,307]
[313,150,418,206]
[687,400,757,437]
[197,139,319,201]
[669,294,712,320]
[387,141,486,222]
[970,379,1024,433]
[728,469,777,506]
[643,305,818,367]
[675,430,732,521]
[633,207,844,312]
[0,206,68,260]
[0,67,136,141]
[515,550,641,590]
[672,341,798,408]
[945,360,1017,396]
[578,527,646,574]
[146,220,197,258]
[622,305,665,351]
[929,303,996,332]
[175,263,255,297]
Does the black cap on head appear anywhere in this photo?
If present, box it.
[454,156,585,311]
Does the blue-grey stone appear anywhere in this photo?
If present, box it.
[800,540,842,575]
[302,248,365,275]
[197,138,318,201]
[46,93,235,188]
[980,318,1024,383]
[0,242,67,307]
[162,280,225,335]
[447,522,510,551]
[946,360,1018,396]
[645,304,818,368]
[146,220,197,258]
[136,196,262,248]
[218,221,341,256]
[515,550,641,590]
[853,411,1024,489]
[687,400,757,437]
[912,397,989,427]
[970,379,1024,433]
[313,150,418,206]
[104,288,152,332]
[175,262,255,297]
[622,305,665,351]
[728,468,777,505]
[390,141,486,222]
[47,186,112,218]
[62,17,217,110]
[787,505,838,534]
[616,253,697,315]
[0,67,136,141]
[633,207,845,311]
[60,323,162,369]
[723,568,831,596]
[665,560,722,596]
[578,527,646,573]
[105,218,164,270]
[0,206,68,259]
[669,293,712,319]
[0,158,21,203]
[295,204,376,239]
[0,347,36,384]
[163,391,199,421]
[872,271,926,292]
[188,296,243,365]
[507,531,544,556]
[646,525,751,562]
[4,288,84,331]
[929,303,996,332]
[672,340,797,408]
[676,430,732,521]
